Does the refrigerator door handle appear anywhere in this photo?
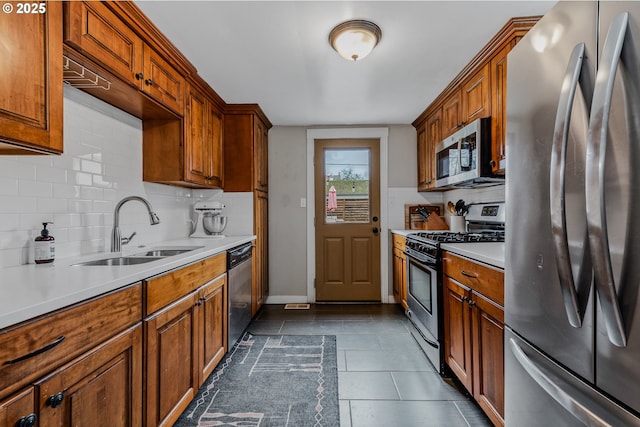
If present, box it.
[509,338,610,427]
[550,42,592,328]
[586,12,629,347]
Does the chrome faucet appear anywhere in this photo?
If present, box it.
[111,196,160,252]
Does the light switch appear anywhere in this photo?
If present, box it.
[300,198,307,208]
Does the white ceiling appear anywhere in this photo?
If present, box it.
[134,1,555,126]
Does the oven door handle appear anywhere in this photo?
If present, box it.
[406,311,439,349]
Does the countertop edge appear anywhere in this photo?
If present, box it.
[0,236,256,330]
[440,242,505,269]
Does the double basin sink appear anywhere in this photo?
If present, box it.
[72,246,204,266]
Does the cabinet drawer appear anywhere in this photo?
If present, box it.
[0,283,142,399]
[145,253,226,315]
[392,234,406,251]
[442,252,503,305]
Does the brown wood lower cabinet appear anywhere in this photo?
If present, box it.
[391,234,407,309]
[443,252,504,426]
[0,388,35,427]
[144,272,227,427]
[36,324,143,427]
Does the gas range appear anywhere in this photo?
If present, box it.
[404,202,505,263]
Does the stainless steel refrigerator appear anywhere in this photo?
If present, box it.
[506,1,640,425]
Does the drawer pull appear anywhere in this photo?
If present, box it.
[461,270,479,279]
[16,413,37,427]
[46,392,64,408]
[3,336,65,365]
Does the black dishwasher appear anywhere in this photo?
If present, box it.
[227,242,253,348]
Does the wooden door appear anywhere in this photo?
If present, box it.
[253,190,269,315]
[0,1,62,154]
[314,139,381,301]
[0,388,35,427]
[207,102,224,187]
[198,275,226,386]
[425,107,442,188]
[142,46,184,114]
[145,293,198,427]
[442,90,462,137]
[255,119,269,192]
[185,86,209,185]
[36,324,142,427]
[443,276,473,392]
[472,293,505,426]
[490,43,511,174]
[461,64,490,124]
[63,1,143,87]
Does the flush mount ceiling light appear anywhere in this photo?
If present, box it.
[329,19,382,61]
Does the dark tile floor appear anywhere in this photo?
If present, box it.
[247,304,492,427]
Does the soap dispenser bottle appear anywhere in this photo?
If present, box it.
[34,222,55,264]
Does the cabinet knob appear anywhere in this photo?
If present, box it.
[46,392,64,408]
[461,295,469,303]
[16,414,37,427]
[145,79,153,86]
[489,159,497,168]
[468,300,476,307]
[135,72,143,80]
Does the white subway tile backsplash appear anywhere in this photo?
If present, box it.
[0,177,18,196]
[0,86,201,267]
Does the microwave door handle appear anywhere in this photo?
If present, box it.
[586,12,628,347]
[550,42,591,328]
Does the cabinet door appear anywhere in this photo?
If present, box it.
[416,125,429,190]
[36,324,143,427]
[424,108,442,189]
[145,293,198,427]
[443,277,473,392]
[442,90,462,137]
[0,388,36,427]
[185,87,209,186]
[198,275,227,385]
[142,47,184,115]
[461,64,490,124]
[63,1,143,87]
[490,43,510,174]
[252,191,268,315]
[255,119,269,191]
[472,293,505,427]
[0,1,62,154]
[207,102,224,188]
[392,248,403,303]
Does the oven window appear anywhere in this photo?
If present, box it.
[408,260,433,314]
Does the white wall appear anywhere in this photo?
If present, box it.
[0,86,196,267]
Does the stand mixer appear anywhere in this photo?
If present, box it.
[190,201,227,239]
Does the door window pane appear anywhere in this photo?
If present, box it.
[324,149,370,223]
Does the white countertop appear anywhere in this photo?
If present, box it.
[390,229,415,237]
[440,242,505,269]
[0,235,255,330]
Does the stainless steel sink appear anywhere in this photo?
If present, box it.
[71,246,203,266]
[72,256,164,266]
[133,248,199,257]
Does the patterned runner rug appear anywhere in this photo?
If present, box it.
[174,333,339,427]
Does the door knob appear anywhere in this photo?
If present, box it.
[372,216,379,222]
[372,227,379,234]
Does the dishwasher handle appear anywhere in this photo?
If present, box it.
[227,243,255,269]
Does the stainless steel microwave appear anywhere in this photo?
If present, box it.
[434,117,504,188]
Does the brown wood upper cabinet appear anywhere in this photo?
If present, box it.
[412,17,539,190]
[184,85,224,188]
[64,1,184,115]
[490,42,512,175]
[442,252,504,427]
[224,106,271,193]
[0,1,63,154]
